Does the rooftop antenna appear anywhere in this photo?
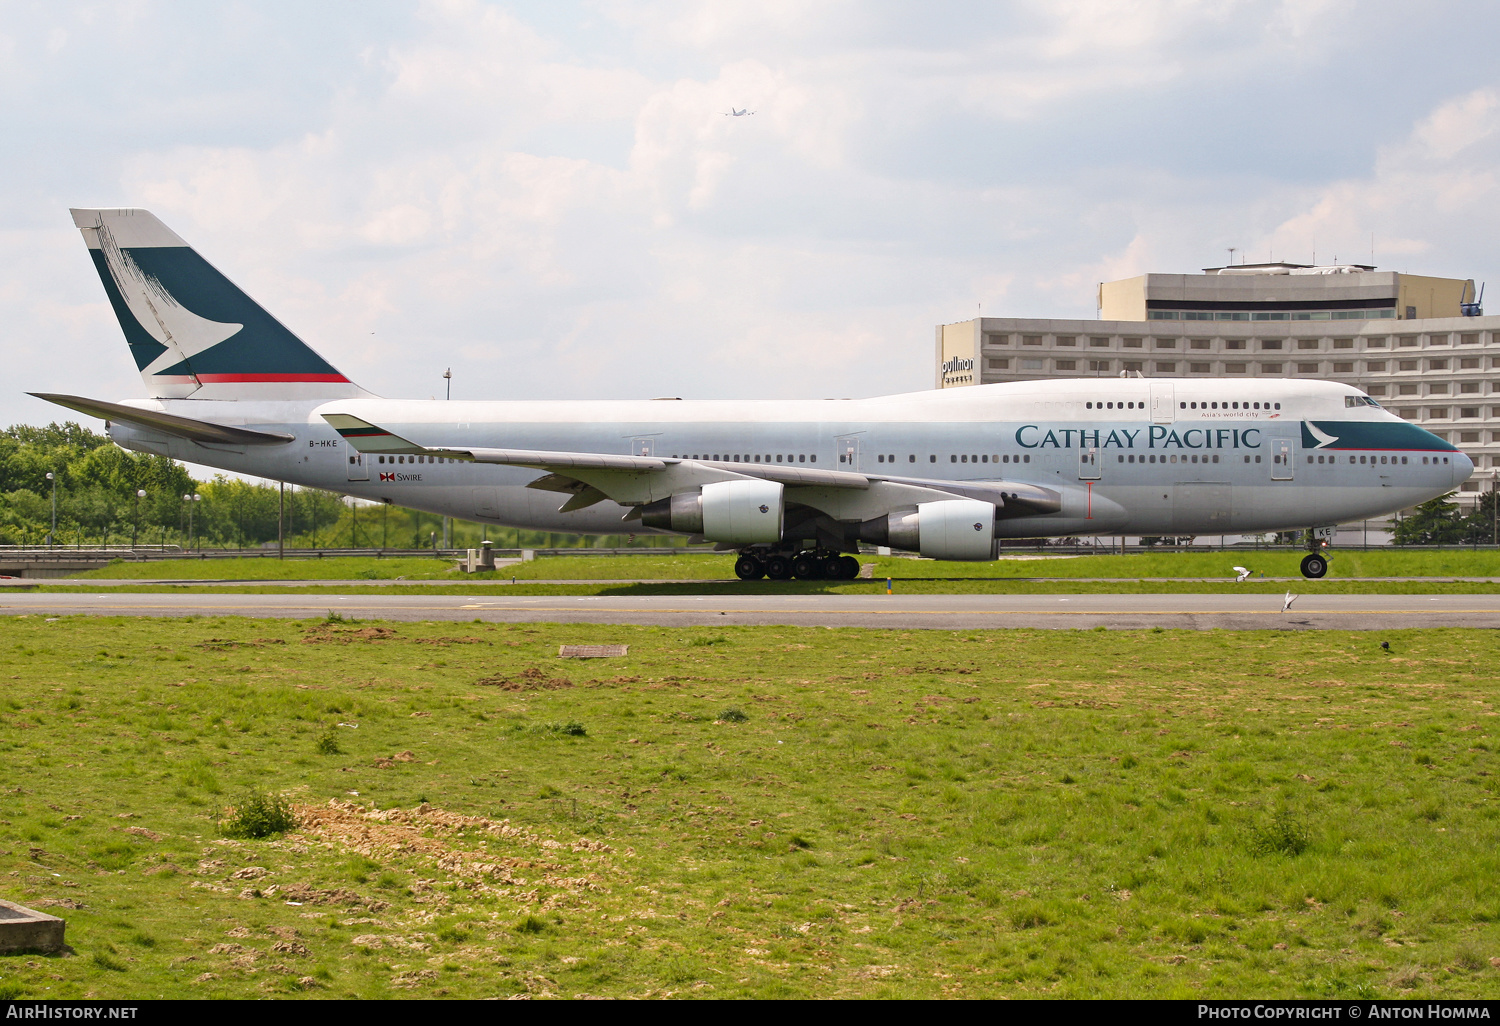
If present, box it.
[1228,247,1236,267]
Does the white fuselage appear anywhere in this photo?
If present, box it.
[105,378,1472,539]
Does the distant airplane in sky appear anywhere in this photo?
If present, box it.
[723,108,755,116]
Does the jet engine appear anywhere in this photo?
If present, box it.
[639,479,784,544]
[859,498,996,561]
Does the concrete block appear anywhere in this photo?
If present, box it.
[0,898,65,954]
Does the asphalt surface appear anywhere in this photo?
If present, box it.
[3,591,1498,629]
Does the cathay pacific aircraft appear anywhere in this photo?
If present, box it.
[35,208,1473,580]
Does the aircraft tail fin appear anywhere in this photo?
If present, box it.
[70,208,369,401]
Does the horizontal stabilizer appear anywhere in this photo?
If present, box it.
[31,393,294,446]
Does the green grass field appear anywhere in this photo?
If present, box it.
[78,557,462,581]
[0,617,1496,999]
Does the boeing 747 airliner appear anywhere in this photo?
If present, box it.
[34,209,1472,579]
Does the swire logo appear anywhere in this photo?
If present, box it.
[379,472,395,482]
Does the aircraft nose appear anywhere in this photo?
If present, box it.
[1453,449,1475,488]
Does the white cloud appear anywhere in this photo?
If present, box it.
[4,0,1500,431]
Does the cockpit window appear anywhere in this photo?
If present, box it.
[1345,395,1381,408]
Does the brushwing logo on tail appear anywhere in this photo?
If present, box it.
[90,217,243,394]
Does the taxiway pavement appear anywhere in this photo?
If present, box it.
[2,591,1497,629]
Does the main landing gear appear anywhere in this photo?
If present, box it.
[735,550,860,581]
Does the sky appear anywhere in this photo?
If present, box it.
[6,0,1500,440]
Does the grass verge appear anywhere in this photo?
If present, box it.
[0,618,1496,998]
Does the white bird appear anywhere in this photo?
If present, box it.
[1233,566,1252,582]
[1282,591,1297,612]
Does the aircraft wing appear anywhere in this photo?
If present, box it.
[32,393,295,446]
[322,413,1060,517]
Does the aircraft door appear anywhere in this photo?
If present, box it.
[346,452,368,481]
[835,434,861,470]
[1271,438,1293,480]
[1078,447,1102,481]
[631,436,655,457]
[1150,382,1175,424]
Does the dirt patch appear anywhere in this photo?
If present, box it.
[414,637,487,646]
[475,667,573,691]
[293,800,614,896]
[278,881,389,912]
[302,626,397,644]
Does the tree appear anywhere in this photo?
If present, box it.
[1392,493,1465,545]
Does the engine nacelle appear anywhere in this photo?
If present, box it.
[639,479,783,544]
[862,498,996,561]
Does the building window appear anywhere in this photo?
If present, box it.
[1089,360,1111,371]
[1296,362,1319,374]
[1461,333,1480,345]
[1398,335,1418,347]
[1333,362,1354,373]
[1399,360,1418,371]
[1399,408,1419,420]
[1190,362,1210,373]
[1021,359,1043,369]
[1055,359,1076,370]
[985,333,1009,346]
[1429,359,1449,370]
[1333,338,1354,349]
[1429,334,1449,345]
[986,358,1009,370]
[1430,383,1449,395]
[1155,362,1177,373]
[1055,335,1076,347]
[1297,339,1320,350]
[1462,431,1482,443]
[1461,382,1480,393]
[1365,336,1388,347]
[1123,337,1143,348]
[1261,363,1283,374]
[1154,338,1177,348]
[1461,357,1481,369]
[1260,339,1283,350]
[1122,361,1143,372]
[1224,339,1246,350]
[1461,408,1480,419]
[1367,384,1387,396]
[1428,408,1450,419]
[1226,362,1247,373]
[1491,431,1500,442]
[1089,336,1110,347]
[1366,361,1387,371]
[1022,335,1043,346]
[1190,339,1211,350]
[1399,384,1419,395]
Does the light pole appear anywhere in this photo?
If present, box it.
[183,493,201,551]
[133,489,145,549]
[442,368,452,551]
[45,473,55,548]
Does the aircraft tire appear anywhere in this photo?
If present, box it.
[764,555,794,580]
[1300,553,1328,579]
[791,554,823,580]
[734,555,765,581]
[836,555,861,579]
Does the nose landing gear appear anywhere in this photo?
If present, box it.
[1300,527,1334,579]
